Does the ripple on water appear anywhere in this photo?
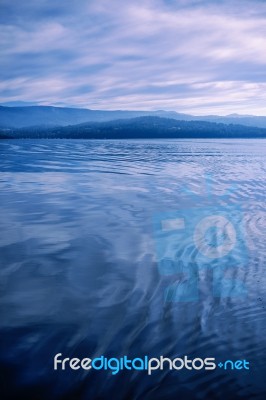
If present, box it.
[0,139,266,399]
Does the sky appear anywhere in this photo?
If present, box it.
[1,0,266,115]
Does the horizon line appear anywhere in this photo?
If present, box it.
[1,103,266,118]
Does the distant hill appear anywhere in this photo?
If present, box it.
[2,116,266,139]
[1,105,266,129]
[197,113,266,129]
[0,105,189,129]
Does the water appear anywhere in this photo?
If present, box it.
[0,139,265,400]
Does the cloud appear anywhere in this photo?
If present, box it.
[0,0,266,115]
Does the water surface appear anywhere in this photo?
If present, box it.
[0,139,265,399]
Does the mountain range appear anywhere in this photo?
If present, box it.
[1,105,266,129]
[1,105,266,139]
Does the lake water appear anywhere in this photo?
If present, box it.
[0,139,265,399]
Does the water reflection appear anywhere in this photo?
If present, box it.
[0,139,265,399]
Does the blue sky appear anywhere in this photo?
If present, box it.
[1,0,266,115]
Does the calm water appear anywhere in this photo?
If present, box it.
[0,139,265,400]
